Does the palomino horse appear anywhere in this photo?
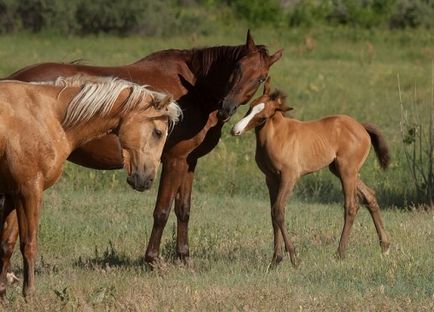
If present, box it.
[0,76,181,297]
[6,30,283,263]
[232,78,390,267]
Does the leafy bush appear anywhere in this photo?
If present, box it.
[228,0,281,26]
[389,0,434,29]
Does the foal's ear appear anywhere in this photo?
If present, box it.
[263,76,271,95]
[268,48,283,66]
[278,105,293,113]
[246,29,256,51]
[274,95,293,112]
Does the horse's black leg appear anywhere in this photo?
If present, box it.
[174,159,197,263]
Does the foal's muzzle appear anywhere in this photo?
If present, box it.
[127,173,154,192]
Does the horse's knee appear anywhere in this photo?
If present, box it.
[1,240,15,259]
[20,241,37,262]
[153,208,170,226]
[175,200,190,223]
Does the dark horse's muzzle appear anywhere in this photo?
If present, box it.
[218,99,238,121]
[127,173,154,192]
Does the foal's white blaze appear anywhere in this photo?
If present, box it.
[232,103,265,135]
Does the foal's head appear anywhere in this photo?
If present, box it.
[119,94,181,192]
[218,30,283,121]
[231,77,292,136]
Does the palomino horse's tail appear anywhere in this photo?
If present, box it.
[363,123,390,170]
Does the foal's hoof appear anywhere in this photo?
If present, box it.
[381,242,391,256]
[336,250,346,260]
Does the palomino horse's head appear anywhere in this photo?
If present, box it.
[231,77,293,136]
[119,94,181,191]
[218,30,283,121]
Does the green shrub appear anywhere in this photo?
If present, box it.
[389,0,434,29]
[0,0,18,33]
[228,0,281,26]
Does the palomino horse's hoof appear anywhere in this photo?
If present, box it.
[6,272,19,285]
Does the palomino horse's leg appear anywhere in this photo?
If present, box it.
[266,175,283,267]
[0,197,18,299]
[174,159,197,262]
[145,157,188,264]
[272,173,298,267]
[15,190,43,298]
[356,179,390,254]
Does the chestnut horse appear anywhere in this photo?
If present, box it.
[6,31,283,263]
[0,76,181,297]
[232,78,390,267]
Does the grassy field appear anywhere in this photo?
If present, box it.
[0,28,433,310]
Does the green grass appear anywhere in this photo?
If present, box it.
[1,28,434,310]
[3,188,434,311]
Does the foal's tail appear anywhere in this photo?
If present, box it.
[363,123,390,170]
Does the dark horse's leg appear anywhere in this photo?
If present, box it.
[0,196,19,299]
[145,157,188,264]
[174,159,197,262]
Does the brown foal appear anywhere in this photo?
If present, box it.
[232,78,390,267]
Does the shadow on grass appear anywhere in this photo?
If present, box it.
[72,241,149,271]
[292,174,422,210]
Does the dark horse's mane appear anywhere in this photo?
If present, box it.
[189,45,269,78]
[140,44,270,79]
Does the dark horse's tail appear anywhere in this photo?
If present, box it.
[363,123,390,170]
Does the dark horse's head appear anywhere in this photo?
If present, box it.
[218,30,283,121]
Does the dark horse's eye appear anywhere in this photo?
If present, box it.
[153,128,163,139]
[258,77,266,84]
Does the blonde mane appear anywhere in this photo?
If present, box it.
[36,75,181,128]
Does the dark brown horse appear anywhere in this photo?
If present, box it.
[4,31,283,264]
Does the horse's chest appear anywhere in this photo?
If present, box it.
[255,145,280,175]
[5,121,69,188]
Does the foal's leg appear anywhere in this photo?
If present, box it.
[335,168,359,258]
[174,159,197,262]
[15,189,43,298]
[272,174,298,267]
[266,175,283,267]
[145,157,188,264]
[356,179,390,254]
[0,197,18,298]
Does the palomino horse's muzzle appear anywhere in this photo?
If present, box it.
[127,172,154,192]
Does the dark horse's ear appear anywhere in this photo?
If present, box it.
[268,49,283,66]
[246,29,256,51]
[263,76,271,95]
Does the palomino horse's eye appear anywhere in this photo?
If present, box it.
[153,128,163,139]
